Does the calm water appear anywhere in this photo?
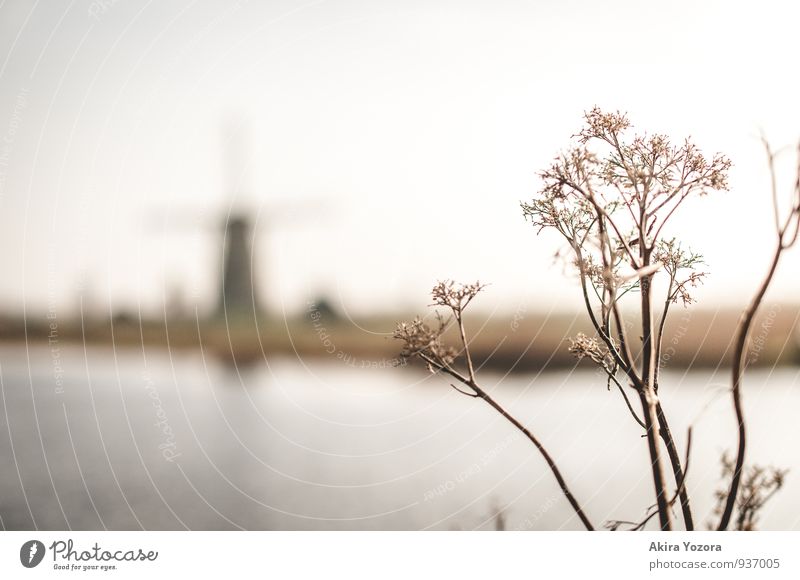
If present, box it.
[1,345,798,530]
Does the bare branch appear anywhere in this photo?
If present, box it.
[717,138,800,530]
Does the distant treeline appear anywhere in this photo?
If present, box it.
[3,305,799,372]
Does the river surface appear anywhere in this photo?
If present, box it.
[1,345,798,530]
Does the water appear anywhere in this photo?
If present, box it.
[1,345,798,530]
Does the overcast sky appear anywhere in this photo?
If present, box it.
[0,0,798,318]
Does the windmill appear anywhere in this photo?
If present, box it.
[151,117,332,327]
[216,118,261,323]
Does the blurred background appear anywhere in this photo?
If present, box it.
[0,0,798,530]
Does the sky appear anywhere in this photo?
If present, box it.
[0,0,799,318]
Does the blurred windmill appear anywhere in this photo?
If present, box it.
[151,117,331,325]
[217,119,260,323]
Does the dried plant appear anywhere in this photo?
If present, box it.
[711,454,787,531]
[394,281,595,530]
[520,107,732,530]
[394,108,800,531]
[716,138,800,530]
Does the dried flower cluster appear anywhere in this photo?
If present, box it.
[653,238,707,306]
[430,280,486,314]
[393,313,458,371]
[567,332,612,368]
[394,280,488,373]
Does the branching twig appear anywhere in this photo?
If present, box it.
[717,142,800,530]
[395,281,596,531]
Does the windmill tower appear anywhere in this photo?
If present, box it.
[218,214,259,317]
[216,120,261,322]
